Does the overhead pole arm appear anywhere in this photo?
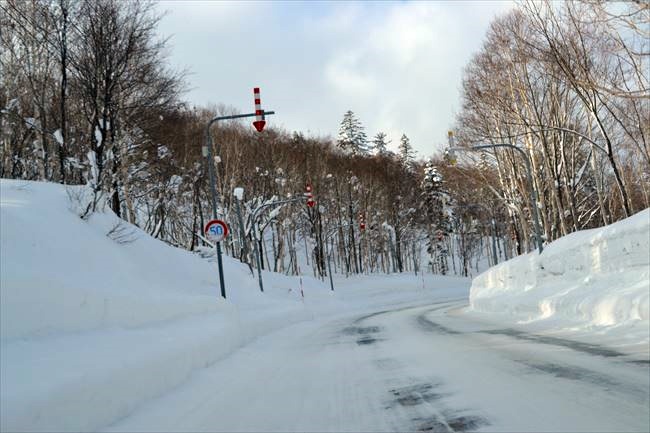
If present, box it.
[202,88,275,299]
[446,133,543,254]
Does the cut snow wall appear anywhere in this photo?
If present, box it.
[469,209,650,329]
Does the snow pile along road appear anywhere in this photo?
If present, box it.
[0,180,326,431]
[1,179,469,432]
[469,209,650,350]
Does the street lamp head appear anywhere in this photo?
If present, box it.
[447,130,455,147]
[444,148,457,166]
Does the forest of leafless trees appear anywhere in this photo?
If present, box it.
[1,0,648,279]
[455,1,649,252]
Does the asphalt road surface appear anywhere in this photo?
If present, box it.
[107,299,650,432]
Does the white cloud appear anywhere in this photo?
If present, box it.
[325,52,377,97]
[158,1,269,27]
[157,1,516,158]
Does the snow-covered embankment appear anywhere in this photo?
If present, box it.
[0,180,325,431]
[469,209,650,348]
[1,179,469,432]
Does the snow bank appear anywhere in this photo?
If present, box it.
[1,179,469,432]
[469,209,650,346]
[0,180,324,431]
[1,181,230,339]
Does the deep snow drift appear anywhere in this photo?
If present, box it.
[0,179,469,431]
[468,208,650,353]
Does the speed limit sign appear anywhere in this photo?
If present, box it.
[204,219,229,243]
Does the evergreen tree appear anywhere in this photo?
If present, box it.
[372,132,391,156]
[421,161,451,274]
[397,134,416,167]
[337,110,368,156]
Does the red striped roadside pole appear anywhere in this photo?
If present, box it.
[305,183,315,208]
[253,88,266,132]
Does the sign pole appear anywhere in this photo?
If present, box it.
[204,125,227,299]
[204,219,230,298]
[201,87,276,299]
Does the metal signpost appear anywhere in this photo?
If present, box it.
[203,88,275,299]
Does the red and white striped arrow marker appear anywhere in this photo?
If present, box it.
[305,183,315,208]
[253,87,266,132]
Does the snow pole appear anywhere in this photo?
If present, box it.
[327,249,334,291]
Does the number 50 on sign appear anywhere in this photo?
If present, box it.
[204,219,229,243]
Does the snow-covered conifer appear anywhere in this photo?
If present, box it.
[421,161,452,274]
[337,110,369,156]
[372,132,391,156]
[398,134,416,167]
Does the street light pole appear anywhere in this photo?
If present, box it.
[203,120,226,298]
[453,203,501,266]
[323,222,352,291]
[326,241,334,291]
[203,110,276,299]
[447,135,544,254]
[233,190,253,276]
[490,218,498,265]
[250,196,303,293]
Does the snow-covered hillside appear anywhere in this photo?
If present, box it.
[0,179,469,431]
[468,208,650,352]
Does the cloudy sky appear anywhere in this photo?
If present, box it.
[156,1,515,158]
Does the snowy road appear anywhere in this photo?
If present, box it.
[107,299,650,432]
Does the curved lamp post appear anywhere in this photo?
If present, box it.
[202,106,275,299]
[250,197,303,293]
[446,132,544,254]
